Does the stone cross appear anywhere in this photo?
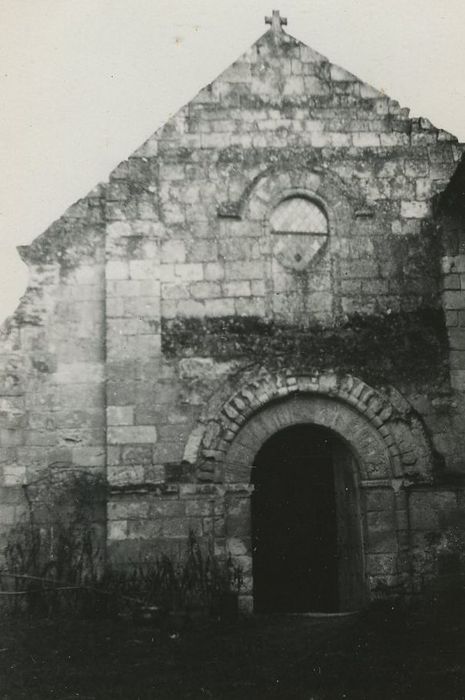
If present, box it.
[265,10,287,32]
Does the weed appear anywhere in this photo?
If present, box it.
[1,472,242,620]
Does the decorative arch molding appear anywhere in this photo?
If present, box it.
[193,369,434,484]
[218,166,356,241]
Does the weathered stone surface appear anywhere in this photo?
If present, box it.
[107,426,157,445]
[0,18,464,609]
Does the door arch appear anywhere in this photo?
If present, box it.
[251,423,364,613]
[192,371,436,609]
[218,391,403,611]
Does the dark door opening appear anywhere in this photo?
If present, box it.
[251,424,363,614]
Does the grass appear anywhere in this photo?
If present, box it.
[0,599,464,699]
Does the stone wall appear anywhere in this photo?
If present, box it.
[0,188,106,555]
[1,25,465,606]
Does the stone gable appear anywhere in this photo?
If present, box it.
[1,16,465,611]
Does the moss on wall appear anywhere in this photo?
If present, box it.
[162,308,449,387]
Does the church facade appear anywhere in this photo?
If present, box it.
[1,12,465,612]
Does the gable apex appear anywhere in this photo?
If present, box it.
[16,14,464,270]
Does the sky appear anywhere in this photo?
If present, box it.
[1,0,465,322]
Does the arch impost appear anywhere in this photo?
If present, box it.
[360,479,392,488]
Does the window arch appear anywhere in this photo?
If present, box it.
[269,196,328,235]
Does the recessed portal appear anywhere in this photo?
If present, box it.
[251,424,364,613]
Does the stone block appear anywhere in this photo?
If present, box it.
[415,178,432,200]
[201,133,231,149]
[106,261,129,280]
[238,594,253,613]
[223,281,251,297]
[330,65,357,82]
[149,500,185,518]
[127,519,163,539]
[365,553,397,575]
[175,299,205,317]
[161,283,190,300]
[160,240,186,264]
[107,425,157,445]
[159,164,185,181]
[69,264,103,285]
[107,380,138,405]
[174,264,204,282]
[340,260,379,279]
[72,446,106,467]
[380,133,409,147]
[185,500,214,517]
[186,239,218,263]
[0,487,25,507]
[109,279,160,299]
[2,465,26,486]
[107,499,151,520]
[219,238,260,261]
[226,537,248,556]
[367,510,396,531]
[204,262,225,281]
[225,496,251,537]
[443,291,465,310]
[224,262,263,280]
[144,464,166,483]
[443,274,461,291]
[361,280,389,295]
[359,83,382,98]
[190,282,221,299]
[203,298,236,316]
[235,297,266,316]
[251,280,266,296]
[54,362,104,385]
[163,517,192,538]
[410,490,457,530]
[107,334,161,361]
[106,406,134,426]
[0,429,25,447]
[129,260,158,280]
[108,520,128,541]
[107,464,145,486]
[450,370,465,391]
[121,445,153,466]
[0,448,17,465]
[450,256,465,273]
[303,76,329,95]
[365,488,394,512]
[352,133,380,148]
[404,159,429,177]
[450,307,465,330]
[448,329,465,350]
[152,441,185,463]
[400,200,431,219]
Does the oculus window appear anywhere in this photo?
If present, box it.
[270,196,329,271]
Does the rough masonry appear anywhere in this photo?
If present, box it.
[1,12,465,612]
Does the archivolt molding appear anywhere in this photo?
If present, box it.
[218,166,355,236]
[193,370,434,483]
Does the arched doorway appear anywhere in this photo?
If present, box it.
[251,424,365,613]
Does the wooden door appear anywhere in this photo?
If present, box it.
[333,442,365,611]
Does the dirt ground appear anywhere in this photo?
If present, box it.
[0,601,464,699]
